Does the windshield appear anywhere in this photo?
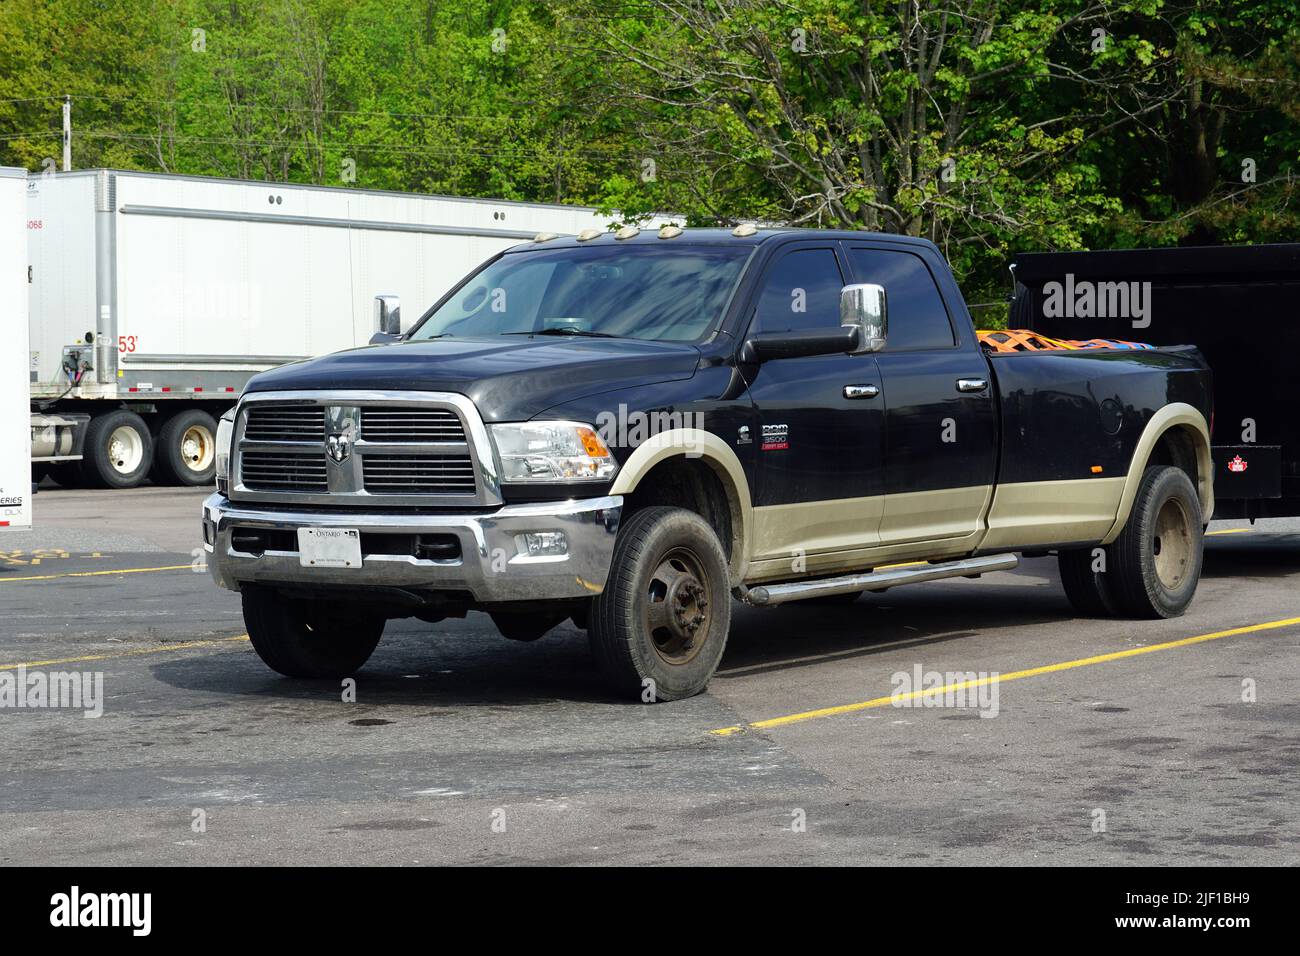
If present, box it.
[408,244,750,342]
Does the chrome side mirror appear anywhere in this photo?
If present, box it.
[373,294,401,336]
[840,283,887,353]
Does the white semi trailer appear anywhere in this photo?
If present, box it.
[27,169,653,488]
[2,167,32,528]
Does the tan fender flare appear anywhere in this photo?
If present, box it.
[608,429,753,583]
[1100,402,1213,545]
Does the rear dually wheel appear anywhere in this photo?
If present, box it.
[1107,465,1203,618]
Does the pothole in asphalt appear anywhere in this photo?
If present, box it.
[349,718,394,727]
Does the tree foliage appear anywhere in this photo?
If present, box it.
[1,0,1297,299]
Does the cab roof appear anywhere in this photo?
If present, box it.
[504,227,943,254]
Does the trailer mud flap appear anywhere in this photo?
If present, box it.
[1213,444,1281,500]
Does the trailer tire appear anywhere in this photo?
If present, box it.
[588,506,730,702]
[156,409,219,486]
[242,587,385,678]
[1057,547,1119,617]
[79,410,154,488]
[1108,465,1203,619]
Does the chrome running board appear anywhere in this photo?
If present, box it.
[740,553,1019,606]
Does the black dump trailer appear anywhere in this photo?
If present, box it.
[1012,244,1300,520]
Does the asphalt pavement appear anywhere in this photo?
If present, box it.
[1,485,1296,865]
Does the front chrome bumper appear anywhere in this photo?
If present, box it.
[202,492,623,603]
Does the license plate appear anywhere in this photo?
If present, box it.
[298,528,362,568]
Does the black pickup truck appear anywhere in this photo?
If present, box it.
[203,228,1214,700]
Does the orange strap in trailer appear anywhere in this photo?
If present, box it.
[977,329,1154,353]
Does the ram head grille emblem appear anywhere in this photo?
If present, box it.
[326,430,352,464]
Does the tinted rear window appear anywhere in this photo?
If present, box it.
[847,248,954,350]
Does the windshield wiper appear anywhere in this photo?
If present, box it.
[503,328,620,338]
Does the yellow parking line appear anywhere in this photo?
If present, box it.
[0,635,249,671]
[710,615,1300,736]
[0,564,193,584]
[1205,528,1254,536]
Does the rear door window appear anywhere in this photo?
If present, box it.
[847,248,955,350]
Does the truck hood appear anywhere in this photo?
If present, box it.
[242,336,704,421]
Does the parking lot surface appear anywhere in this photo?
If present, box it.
[1,485,1297,865]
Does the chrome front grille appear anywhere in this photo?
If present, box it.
[362,455,476,495]
[360,409,464,443]
[244,407,325,442]
[231,391,500,508]
[240,452,328,492]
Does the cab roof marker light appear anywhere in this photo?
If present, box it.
[732,223,758,237]
[533,232,560,242]
[614,225,640,240]
[658,225,683,239]
[576,228,603,241]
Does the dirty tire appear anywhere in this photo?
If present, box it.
[1058,547,1118,617]
[589,506,730,702]
[80,409,153,488]
[242,587,385,678]
[1108,465,1203,618]
[156,409,219,485]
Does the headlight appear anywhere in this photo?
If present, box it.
[489,421,618,483]
[214,408,236,486]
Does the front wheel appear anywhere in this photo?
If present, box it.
[1108,466,1203,618]
[589,506,731,702]
[242,587,385,678]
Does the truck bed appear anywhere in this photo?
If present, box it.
[979,343,1213,548]
[1013,244,1300,518]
